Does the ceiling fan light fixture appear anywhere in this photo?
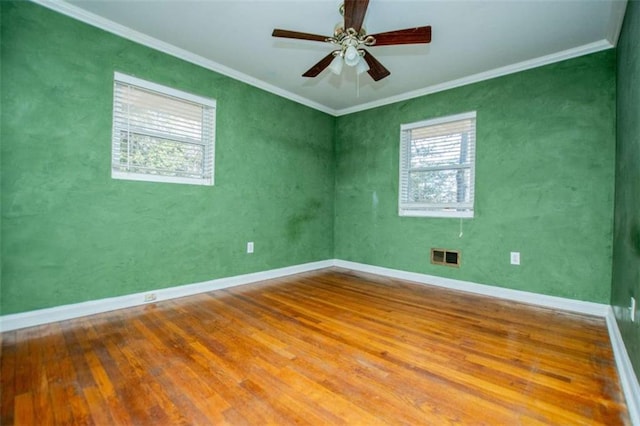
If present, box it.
[344,45,360,67]
[272,0,431,81]
[328,54,344,75]
[356,56,370,75]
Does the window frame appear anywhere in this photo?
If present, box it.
[398,111,477,218]
[111,72,216,186]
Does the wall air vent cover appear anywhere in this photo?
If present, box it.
[431,248,460,267]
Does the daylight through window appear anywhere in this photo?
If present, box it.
[111,72,216,185]
[399,112,476,218]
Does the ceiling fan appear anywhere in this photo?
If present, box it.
[272,0,432,82]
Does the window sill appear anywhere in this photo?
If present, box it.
[112,171,213,186]
[399,209,474,219]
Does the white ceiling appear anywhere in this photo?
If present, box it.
[41,0,627,116]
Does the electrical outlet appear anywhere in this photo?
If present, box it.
[631,297,636,322]
[247,241,254,254]
[144,293,157,302]
[510,252,520,265]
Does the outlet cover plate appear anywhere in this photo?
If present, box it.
[247,242,254,254]
[510,252,520,265]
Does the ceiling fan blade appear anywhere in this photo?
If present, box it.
[362,50,390,81]
[272,29,329,42]
[344,0,369,33]
[302,52,336,77]
[369,26,432,46]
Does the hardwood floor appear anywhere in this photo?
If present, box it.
[1,268,630,425]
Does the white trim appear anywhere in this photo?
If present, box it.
[606,0,629,46]
[400,111,477,131]
[1,258,612,331]
[332,259,610,317]
[334,259,638,422]
[0,260,333,332]
[111,71,216,186]
[398,209,474,219]
[32,1,614,118]
[114,71,216,108]
[398,112,476,220]
[2,257,637,421]
[334,40,613,116]
[31,0,335,116]
[606,307,640,425]
[111,171,212,186]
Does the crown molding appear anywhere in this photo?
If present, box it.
[606,0,629,46]
[30,0,336,116]
[334,40,614,116]
[31,1,618,118]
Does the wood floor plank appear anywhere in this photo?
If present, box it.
[83,386,114,425]
[292,274,617,389]
[117,343,191,426]
[37,324,75,425]
[0,268,630,425]
[216,290,481,423]
[1,331,16,425]
[14,392,35,425]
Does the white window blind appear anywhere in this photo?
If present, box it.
[112,72,216,186]
[399,111,476,218]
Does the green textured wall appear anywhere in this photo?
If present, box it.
[612,0,640,378]
[0,1,335,315]
[0,1,621,318]
[335,51,616,303]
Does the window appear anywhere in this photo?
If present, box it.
[399,111,476,218]
[111,72,216,185]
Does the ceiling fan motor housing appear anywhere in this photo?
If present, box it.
[271,0,431,81]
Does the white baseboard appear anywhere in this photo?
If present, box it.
[2,257,637,424]
[333,259,638,425]
[606,308,640,425]
[0,260,333,332]
[332,260,610,316]
[0,258,611,330]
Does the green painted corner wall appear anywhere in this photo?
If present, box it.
[612,0,640,379]
[0,1,335,315]
[0,1,621,318]
[334,50,617,304]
